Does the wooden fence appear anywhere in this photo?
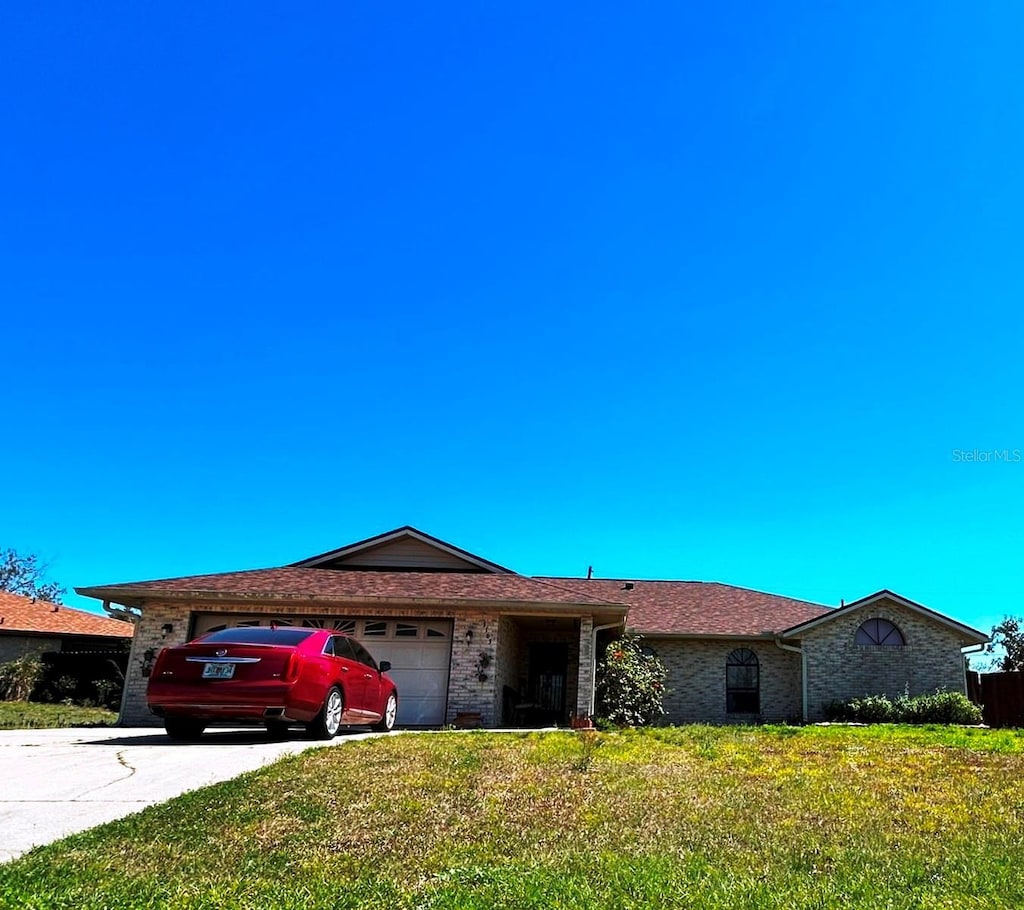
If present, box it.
[967,671,1024,728]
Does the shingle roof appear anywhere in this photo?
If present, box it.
[78,568,627,608]
[0,591,135,639]
[539,578,831,636]
[79,565,830,635]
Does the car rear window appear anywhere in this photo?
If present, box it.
[198,627,316,646]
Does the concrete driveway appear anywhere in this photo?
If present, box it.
[0,726,383,863]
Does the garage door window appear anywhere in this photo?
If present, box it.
[303,618,357,634]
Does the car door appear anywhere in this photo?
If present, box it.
[332,635,370,717]
[347,638,382,718]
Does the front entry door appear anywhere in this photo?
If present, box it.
[528,643,568,724]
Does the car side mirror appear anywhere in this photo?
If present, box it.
[379,660,392,673]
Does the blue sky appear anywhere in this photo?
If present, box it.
[1,3,1021,637]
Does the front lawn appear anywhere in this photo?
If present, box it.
[2,725,1023,909]
[0,700,118,729]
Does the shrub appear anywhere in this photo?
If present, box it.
[93,678,123,710]
[824,690,982,725]
[0,655,45,701]
[595,634,668,726]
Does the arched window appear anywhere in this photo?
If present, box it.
[726,648,759,713]
[854,618,905,646]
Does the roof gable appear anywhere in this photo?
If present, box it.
[781,589,989,644]
[290,526,513,574]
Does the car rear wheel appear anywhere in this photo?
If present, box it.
[164,718,205,741]
[373,692,398,732]
[307,686,343,739]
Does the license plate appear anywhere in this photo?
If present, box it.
[202,663,235,679]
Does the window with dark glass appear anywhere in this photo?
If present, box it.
[726,648,759,714]
[854,618,905,646]
[349,639,378,670]
[332,636,357,660]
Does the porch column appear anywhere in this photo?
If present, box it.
[576,615,594,719]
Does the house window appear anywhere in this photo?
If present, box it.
[855,618,905,646]
[726,648,759,714]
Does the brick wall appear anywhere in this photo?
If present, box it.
[576,615,593,718]
[447,612,500,726]
[120,601,189,725]
[801,597,969,721]
[653,638,803,725]
[492,615,521,724]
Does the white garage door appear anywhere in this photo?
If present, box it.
[191,614,452,726]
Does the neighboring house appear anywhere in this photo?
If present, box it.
[0,590,135,664]
[76,526,988,728]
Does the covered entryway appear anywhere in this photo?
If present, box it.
[191,614,453,726]
[498,617,581,727]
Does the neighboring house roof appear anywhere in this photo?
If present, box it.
[77,568,628,612]
[540,578,831,637]
[0,591,135,639]
[781,589,989,644]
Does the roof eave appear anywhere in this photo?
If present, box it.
[76,586,629,617]
[628,630,783,640]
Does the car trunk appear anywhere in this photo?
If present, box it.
[152,641,296,684]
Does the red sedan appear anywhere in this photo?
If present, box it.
[147,626,398,740]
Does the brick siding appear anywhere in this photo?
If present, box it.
[653,638,803,725]
[801,597,969,721]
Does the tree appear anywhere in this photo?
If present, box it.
[595,634,668,726]
[987,617,1024,672]
[0,549,65,603]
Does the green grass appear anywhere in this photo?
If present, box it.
[0,700,118,729]
[2,725,1024,908]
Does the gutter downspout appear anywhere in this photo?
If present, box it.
[589,621,625,717]
[961,642,987,698]
[775,638,807,724]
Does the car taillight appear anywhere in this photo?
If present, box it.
[283,652,300,683]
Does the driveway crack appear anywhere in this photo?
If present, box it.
[73,750,137,800]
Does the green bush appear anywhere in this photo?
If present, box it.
[93,678,123,709]
[595,634,668,726]
[824,690,982,725]
[0,655,45,701]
